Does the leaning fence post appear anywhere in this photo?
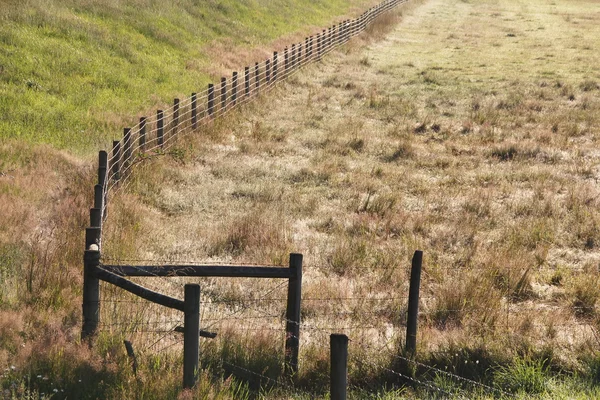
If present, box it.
[157,110,164,148]
[285,253,303,377]
[82,244,101,340]
[208,84,215,118]
[331,334,348,400]
[191,93,197,130]
[272,51,278,81]
[183,284,200,389]
[406,250,423,354]
[111,140,121,182]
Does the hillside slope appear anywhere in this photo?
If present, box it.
[0,0,380,152]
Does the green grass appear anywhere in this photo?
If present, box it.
[0,0,379,153]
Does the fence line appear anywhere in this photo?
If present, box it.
[88,0,410,254]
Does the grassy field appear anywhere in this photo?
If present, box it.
[0,0,389,398]
[99,0,600,397]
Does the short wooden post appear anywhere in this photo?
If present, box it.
[406,250,423,354]
[244,67,250,97]
[330,334,348,400]
[123,128,132,172]
[254,62,259,91]
[285,253,303,377]
[139,117,146,151]
[327,27,332,48]
[298,43,302,66]
[220,77,227,113]
[111,140,120,182]
[208,84,215,117]
[272,51,278,81]
[183,284,200,389]
[231,72,238,106]
[284,47,289,75]
[266,59,271,83]
[157,110,164,148]
[191,93,197,130]
[82,248,101,340]
[309,36,314,59]
[172,98,180,138]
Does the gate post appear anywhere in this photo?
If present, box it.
[183,284,201,389]
[82,248,101,340]
[285,253,303,377]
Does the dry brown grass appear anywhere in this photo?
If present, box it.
[95,0,600,395]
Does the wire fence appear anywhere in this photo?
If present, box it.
[81,0,600,395]
[94,0,410,242]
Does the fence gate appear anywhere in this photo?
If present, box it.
[82,244,302,388]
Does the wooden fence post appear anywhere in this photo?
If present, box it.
[91,182,102,228]
[82,246,100,340]
[272,51,278,81]
[220,77,227,113]
[157,110,164,148]
[231,72,238,106]
[254,62,260,91]
[310,36,314,60]
[183,284,200,389]
[172,98,180,138]
[191,93,197,130]
[406,250,423,354]
[291,44,296,70]
[284,47,289,75]
[285,253,303,377]
[123,128,131,173]
[244,67,250,97]
[317,33,322,60]
[90,207,101,229]
[330,334,348,400]
[305,37,309,61]
[139,117,146,152]
[94,184,103,211]
[98,151,107,220]
[266,59,271,84]
[208,84,215,118]
[111,140,120,182]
